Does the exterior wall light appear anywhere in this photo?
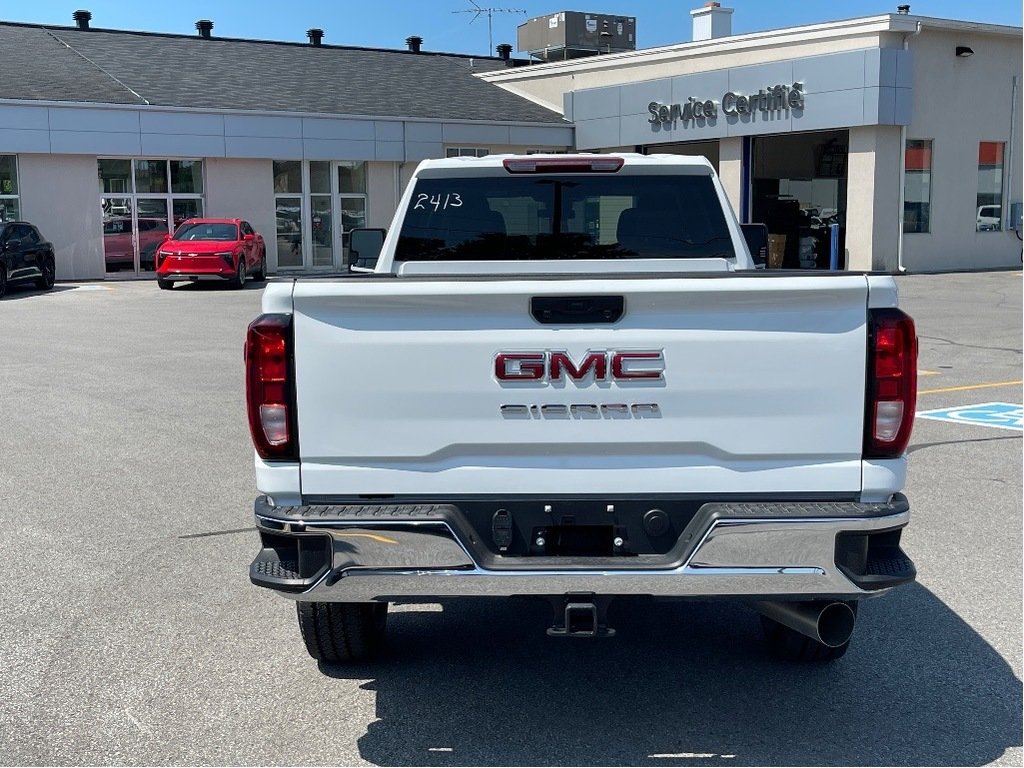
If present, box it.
[956,46,974,57]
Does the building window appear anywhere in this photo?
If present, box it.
[273,160,370,271]
[903,139,932,234]
[525,149,569,155]
[273,161,304,269]
[0,155,20,222]
[446,147,490,158]
[338,162,367,265]
[976,142,1004,231]
[171,160,203,194]
[97,159,205,273]
[134,160,169,194]
[273,160,303,194]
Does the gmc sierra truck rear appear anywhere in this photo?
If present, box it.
[245,154,918,664]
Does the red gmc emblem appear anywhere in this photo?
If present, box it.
[494,350,664,382]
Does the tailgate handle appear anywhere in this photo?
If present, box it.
[531,296,624,325]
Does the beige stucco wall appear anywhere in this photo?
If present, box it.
[901,29,1023,271]
[18,154,104,281]
[204,158,277,271]
[366,162,399,231]
[846,125,904,271]
[718,137,744,217]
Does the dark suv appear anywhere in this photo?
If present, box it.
[0,222,56,298]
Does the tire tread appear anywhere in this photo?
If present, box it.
[296,602,387,663]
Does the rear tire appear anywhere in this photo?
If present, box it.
[253,254,267,282]
[759,602,857,662]
[296,602,388,663]
[230,259,245,289]
[157,277,173,290]
[0,265,6,299]
[36,257,56,290]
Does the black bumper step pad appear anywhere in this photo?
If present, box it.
[250,530,331,592]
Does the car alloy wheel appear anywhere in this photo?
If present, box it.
[39,258,56,290]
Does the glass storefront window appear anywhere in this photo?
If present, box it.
[276,197,303,268]
[274,161,303,193]
[445,147,490,158]
[310,161,331,194]
[0,155,19,196]
[0,198,19,222]
[134,159,168,194]
[903,139,932,234]
[311,195,333,267]
[341,198,366,261]
[271,161,371,270]
[135,198,169,271]
[98,159,204,274]
[172,198,204,229]
[98,159,132,195]
[170,160,203,194]
[101,199,134,272]
[337,161,366,194]
[0,155,18,222]
[976,142,1004,231]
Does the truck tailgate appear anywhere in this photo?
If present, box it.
[292,275,869,496]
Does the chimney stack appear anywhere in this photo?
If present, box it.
[195,19,214,39]
[405,35,423,53]
[897,4,911,14]
[72,10,92,30]
[496,43,513,62]
[691,2,733,42]
[307,28,324,46]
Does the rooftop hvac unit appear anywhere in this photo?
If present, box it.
[517,12,636,62]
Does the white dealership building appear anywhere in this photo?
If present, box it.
[485,5,1023,272]
[0,5,1019,279]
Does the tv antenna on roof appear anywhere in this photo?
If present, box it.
[452,1,526,55]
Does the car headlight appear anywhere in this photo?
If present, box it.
[158,250,172,256]
[214,251,233,257]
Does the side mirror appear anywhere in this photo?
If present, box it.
[161,233,172,242]
[740,223,769,269]
[243,233,255,242]
[348,228,386,271]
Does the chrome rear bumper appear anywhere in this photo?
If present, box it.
[250,495,914,602]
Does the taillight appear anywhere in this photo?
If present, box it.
[502,157,624,174]
[245,313,297,460]
[864,308,917,458]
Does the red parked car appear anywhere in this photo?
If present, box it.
[155,218,266,290]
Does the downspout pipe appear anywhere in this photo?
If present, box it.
[896,20,922,272]
[1004,74,1018,235]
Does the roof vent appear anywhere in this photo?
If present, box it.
[307,28,324,46]
[897,4,911,13]
[72,10,92,30]
[496,43,513,61]
[195,19,214,39]
[406,35,423,53]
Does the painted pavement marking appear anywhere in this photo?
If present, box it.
[916,402,1023,432]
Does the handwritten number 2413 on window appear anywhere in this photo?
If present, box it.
[414,193,463,212]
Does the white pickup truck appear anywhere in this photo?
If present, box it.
[246,154,918,664]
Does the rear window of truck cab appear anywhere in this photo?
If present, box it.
[395,174,734,261]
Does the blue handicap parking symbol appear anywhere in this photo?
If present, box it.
[916,402,1023,432]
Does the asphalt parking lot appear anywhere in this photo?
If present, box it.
[0,271,1020,766]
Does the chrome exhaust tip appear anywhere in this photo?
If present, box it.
[754,600,856,648]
